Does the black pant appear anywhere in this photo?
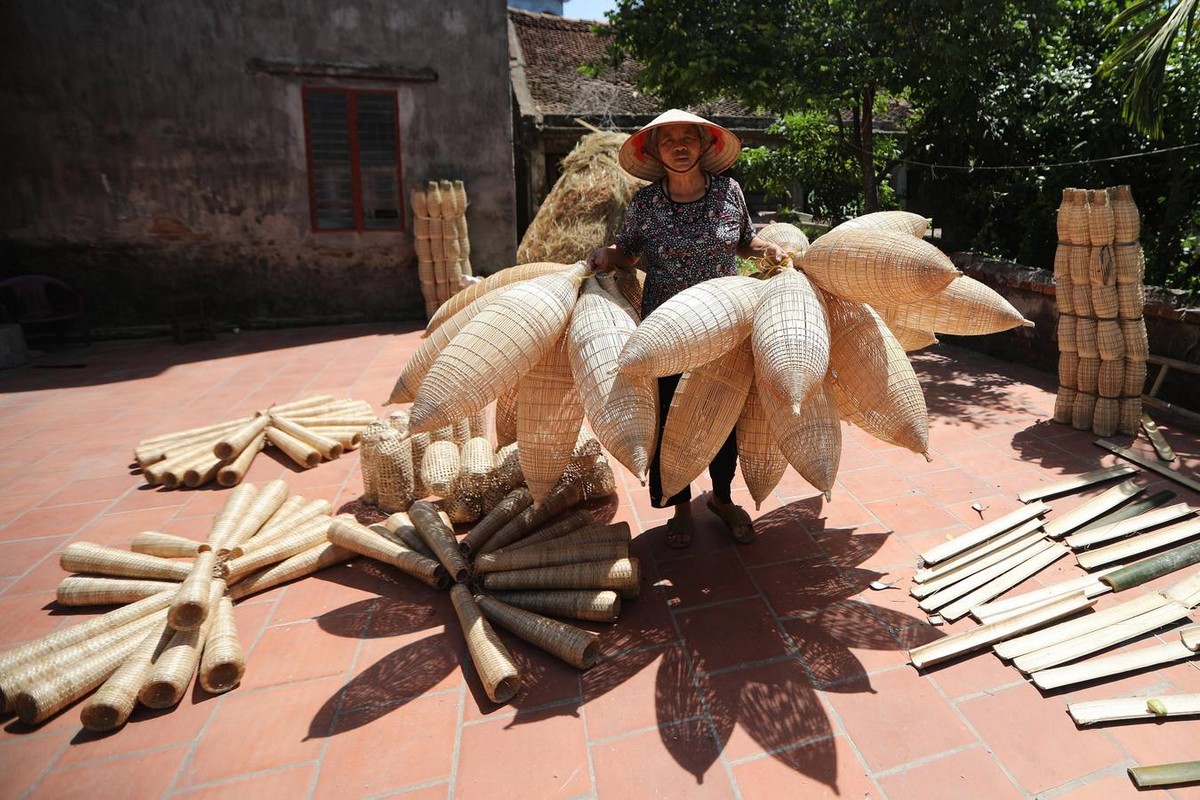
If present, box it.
[649,373,738,509]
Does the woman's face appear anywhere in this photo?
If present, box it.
[655,123,704,173]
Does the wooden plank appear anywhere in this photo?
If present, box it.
[918,501,1050,565]
[1017,464,1138,504]
[1069,692,1200,726]
[1043,480,1143,539]
[1095,439,1200,494]
[1141,414,1177,462]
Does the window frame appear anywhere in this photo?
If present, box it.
[301,86,406,234]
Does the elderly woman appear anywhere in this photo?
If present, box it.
[587,109,785,549]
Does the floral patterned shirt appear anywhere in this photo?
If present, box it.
[614,174,755,316]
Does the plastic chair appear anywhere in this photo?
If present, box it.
[0,275,91,345]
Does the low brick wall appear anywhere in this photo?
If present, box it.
[947,253,1199,412]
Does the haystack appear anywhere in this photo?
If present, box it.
[516,132,647,264]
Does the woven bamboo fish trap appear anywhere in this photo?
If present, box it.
[875,275,1031,336]
[1122,319,1149,360]
[1110,185,1140,242]
[56,576,177,607]
[1113,244,1145,284]
[1071,283,1095,318]
[1088,245,1116,288]
[736,379,788,509]
[1095,320,1126,360]
[751,266,830,413]
[760,376,842,498]
[450,585,521,703]
[79,623,174,732]
[424,262,572,337]
[1117,283,1145,319]
[1075,318,1099,358]
[518,335,586,503]
[372,429,416,513]
[478,557,641,597]
[886,324,938,352]
[567,276,657,484]
[617,275,765,377]
[1093,397,1120,437]
[824,293,928,457]
[517,131,647,265]
[129,531,202,558]
[831,210,932,238]
[1076,356,1100,394]
[1056,274,1076,314]
[799,229,960,306]
[1098,359,1125,398]
[483,589,620,623]
[756,221,812,260]
[475,595,599,669]
[1118,397,1141,434]
[1057,314,1078,352]
[1058,351,1079,389]
[1124,357,1148,397]
[1067,244,1090,283]
[459,436,495,494]
[1054,386,1077,424]
[1062,188,1091,246]
[1088,190,1115,246]
[1072,390,1098,431]
[494,386,519,448]
[658,338,755,499]
[421,439,461,497]
[1092,284,1119,319]
[409,265,587,433]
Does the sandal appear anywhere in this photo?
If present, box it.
[665,515,694,549]
[706,496,756,544]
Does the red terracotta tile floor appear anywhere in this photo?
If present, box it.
[1,323,1198,799]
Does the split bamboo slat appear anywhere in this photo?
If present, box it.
[1075,516,1200,570]
[1064,502,1196,549]
[1032,637,1196,690]
[928,541,1069,622]
[919,502,1049,565]
[1017,464,1138,503]
[134,394,373,488]
[1042,479,1142,539]
[970,568,1118,624]
[1129,761,1200,789]
[994,592,1168,661]
[1012,600,1190,674]
[1070,693,1200,726]
[912,518,1046,591]
[917,539,1063,615]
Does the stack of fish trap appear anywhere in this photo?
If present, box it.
[133,394,374,489]
[387,212,1031,512]
[412,179,473,319]
[1053,186,1147,437]
[0,480,359,729]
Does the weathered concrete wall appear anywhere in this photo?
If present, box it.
[949,253,1199,411]
[0,0,516,332]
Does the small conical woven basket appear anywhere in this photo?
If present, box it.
[203,482,260,552]
[214,415,271,460]
[1072,391,1098,431]
[270,416,343,460]
[79,622,174,732]
[877,275,1030,335]
[265,426,322,468]
[658,338,754,499]
[60,542,194,582]
[223,479,290,553]
[830,210,931,238]
[1058,352,1080,390]
[480,481,586,554]
[567,276,657,483]
[751,267,830,412]
[324,516,449,590]
[223,515,334,584]
[449,584,521,704]
[824,293,928,456]
[477,557,640,598]
[483,589,620,622]
[242,497,332,554]
[409,501,471,583]
[199,594,245,693]
[216,430,267,487]
[1093,397,1120,437]
[736,379,788,510]
[518,336,586,503]
[460,487,533,556]
[475,594,600,669]
[1098,359,1125,398]
[756,221,812,259]
[409,265,586,433]
[617,276,765,377]
[1075,318,1099,358]
[492,509,595,553]
[140,582,224,709]
[1110,185,1140,243]
[1057,314,1078,352]
[761,376,842,497]
[130,531,202,558]
[56,576,178,607]
[424,262,571,337]
[502,520,632,555]
[799,229,959,306]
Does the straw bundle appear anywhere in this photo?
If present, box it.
[475,595,600,669]
[751,266,829,413]
[518,336,586,502]
[876,275,1031,336]
[761,376,842,498]
[517,131,647,265]
[756,221,812,260]
[831,211,932,238]
[736,379,788,509]
[409,265,587,433]
[450,584,521,703]
[799,229,960,306]
[618,276,765,377]
[824,293,929,457]
[658,338,755,499]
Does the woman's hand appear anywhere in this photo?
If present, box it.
[587,244,623,273]
[743,237,788,267]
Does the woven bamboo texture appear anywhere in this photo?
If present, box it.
[475,595,600,669]
[736,379,788,509]
[483,589,621,622]
[503,521,632,555]
[517,335,586,503]
[410,265,586,433]
[567,276,657,483]
[1054,387,1077,423]
[1124,357,1148,397]
[1056,273,1075,314]
[824,293,929,456]
[368,429,415,513]
[761,376,842,497]
[198,594,245,693]
[1077,356,1100,394]
[751,267,829,412]
[1111,185,1140,242]
[421,439,461,497]
[1057,315,1077,352]
[658,337,755,499]
[1098,359,1125,398]
[227,543,354,600]
[424,262,572,337]
[494,509,595,553]
[60,542,194,582]
[130,531,202,558]
[799,229,959,306]
[56,576,178,607]
[1072,391,1098,430]
[243,497,332,554]
[1075,318,1099,358]
[459,436,495,495]
[1058,351,1079,389]
[450,585,521,703]
[877,275,1030,335]
[140,582,225,709]
[223,515,334,584]
[887,324,938,351]
[618,275,765,377]
[480,481,586,554]
[1095,320,1126,360]
[474,540,629,575]
[831,211,932,238]
[409,501,471,583]
[168,549,218,630]
[755,221,811,259]
[461,487,534,556]
[478,557,641,596]
[1088,190,1115,246]
[79,623,174,732]
[1093,397,1120,437]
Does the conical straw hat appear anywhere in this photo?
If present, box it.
[618,108,742,181]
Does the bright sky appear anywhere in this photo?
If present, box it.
[563,0,619,22]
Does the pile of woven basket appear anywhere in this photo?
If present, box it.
[413,180,473,319]
[1052,186,1147,436]
[388,211,1032,510]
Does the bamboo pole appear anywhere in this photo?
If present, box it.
[918,502,1049,565]
[1101,541,1200,592]
[1043,479,1143,538]
[1070,693,1200,726]
[1128,761,1200,788]
[1076,517,1200,570]
[1065,502,1196,549]
[1017,464,1138,503]
[1032,638,1195,690]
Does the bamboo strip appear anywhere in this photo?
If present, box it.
[79,622,175,732]
[1129,761,1200,788]
[460,488,534,556]
[214,414,271,460]
[995,592,1169,660]
[908,591,1095,669]
[168,549,219,630]
[478,557,641,599]
[199,594,244,693]
[60,542,194,581]
[1012,601,1192,673]
[1096,439,1200,493]
[1017,464,1138,503]
[473,540,629,574]
[216,430,267,487]
[408,500,470,583]
[1033,638,1195,690]
[918,502,1049,565]
[269,414,344,460]
[381,511,435,559]
[1182,623,1200,650]
[56,576,179,607]
[1076,517,1200,570]
[475,595,600,669]
[1163,570,1200,607]
[971,569,1118,624]
[130,531,203,558]
[1071,489,1175,537]
[1101,541,1200,592]
[1065,503,1196,548]
[449,584,521,704]
[918,538,1059,612]
[938,543,1070,621]
[481,589,621,622]
[227,543,355,600]
[1043,480,1143,539]
[325,516,449,590]
[223,515,334,584]
[1070,693,1200,726]
[139,582,225,708]
[912,522,1046,596]
[265,425,322,468]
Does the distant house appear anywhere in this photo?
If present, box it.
[0,0,518,332]
[508,8,778,235]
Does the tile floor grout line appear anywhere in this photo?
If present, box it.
[444,673,467,798]
[575,669,600,798]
